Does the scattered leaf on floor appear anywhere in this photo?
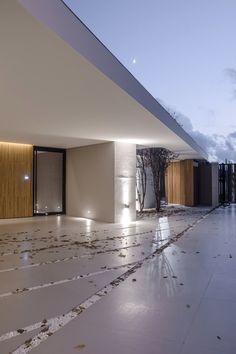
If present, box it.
[75,344,86,351]
[24,338,32,347]
[17,329,25,334]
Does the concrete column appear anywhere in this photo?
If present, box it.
[114,142,136,223]
[211,163,219,207]
[66,142,136,223]
[198,162,219,207]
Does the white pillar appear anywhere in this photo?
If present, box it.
[66,142,136,223]
[114,142,136,223]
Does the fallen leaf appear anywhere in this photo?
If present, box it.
[75,344,86,351]
[17,329,25,334]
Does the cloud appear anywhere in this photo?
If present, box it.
[159,100,236,162]
[225,68,236,84]
[225,67,236,97]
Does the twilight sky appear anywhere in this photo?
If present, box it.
[64,0,236,161]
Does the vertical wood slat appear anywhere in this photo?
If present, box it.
[0,142,33,218]
[181,160,194,206]
[166,160,194,206]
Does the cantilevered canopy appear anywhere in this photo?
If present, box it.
[0,0,207,160]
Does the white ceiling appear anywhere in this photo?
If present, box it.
[0,0,207,160]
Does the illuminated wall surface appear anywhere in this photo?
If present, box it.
[114,142,136,223]
[0,141,136,222]
[0,142,33,218]
[67,142,136,223]
[66,142,115,222]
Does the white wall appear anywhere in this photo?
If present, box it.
[66,142,136,223]
[144,167,156,209]
[66,142,115,222]
[136,166,155,210]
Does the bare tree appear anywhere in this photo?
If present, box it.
[136,149,148,212]
[146,148,177,212]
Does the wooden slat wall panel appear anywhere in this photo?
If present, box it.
[166,160,194,206]
[167,163,172,203]
[174,162,181,203]
[181,160,194,206]
[0,143,33,218]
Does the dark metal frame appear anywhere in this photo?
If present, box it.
[33,146,66,216]
[219,163,236,205]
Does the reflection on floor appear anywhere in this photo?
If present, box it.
[0,205,235,353]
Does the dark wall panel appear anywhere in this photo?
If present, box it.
[198,164,212,205]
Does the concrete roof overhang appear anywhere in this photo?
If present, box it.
[0,0,207,160]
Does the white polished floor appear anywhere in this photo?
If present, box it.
[0,206,236,353]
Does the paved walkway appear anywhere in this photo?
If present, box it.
[0,205,235,353]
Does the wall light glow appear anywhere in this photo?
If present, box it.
[0,141,32,147]
[57,215,62,226]
[86,218,92,227]
[115,138,151,145]
[121,177,131,224]
[121,207,131,225]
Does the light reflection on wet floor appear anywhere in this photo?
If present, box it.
[2,206,235,353]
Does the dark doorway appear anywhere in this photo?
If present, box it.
[33,147,66,215]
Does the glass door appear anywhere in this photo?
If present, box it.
[33,147,66,215]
